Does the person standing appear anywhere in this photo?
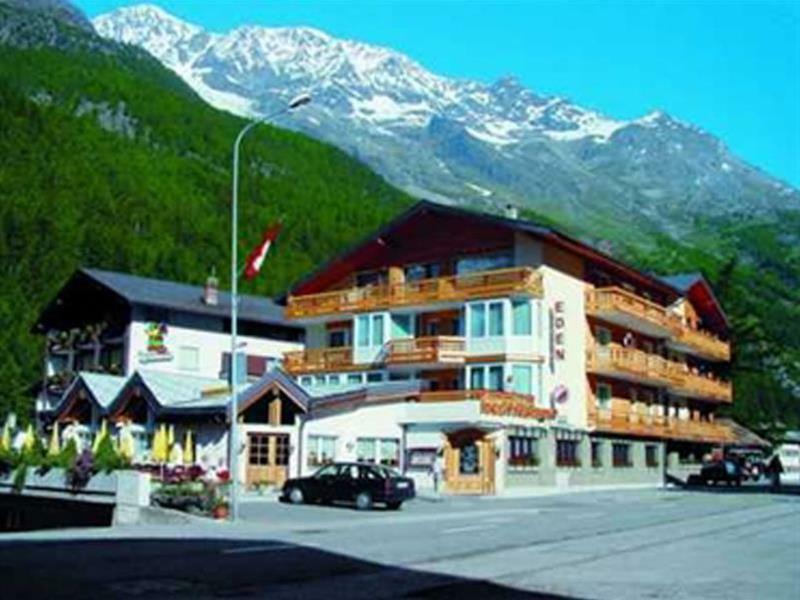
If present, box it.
[768,453,784,492]
[431,451,444,494]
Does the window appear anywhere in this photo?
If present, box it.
[405,263,440,281]
[357,438,377,463]
[646,444,660,468]
[596,383,612,409]
[328,374,341,386]
[488,366,504,391]
[470,367,485,390]
[556,440,581,467]
[591,441,602,468]
[347,373,363,385]
[328,329,349,347]
[488,302,504,336]
[366,372,384,383]
[596,327,612,346]
[391,314,412,339]
[456,252,513,274]
[300,376,313,387]
[356,315,370,347]
[357,437,401,466]
[177,346,199,371]
[512,300,532,335]
[379,438,400,467]
[470,304,486,338]
[275,435,290,466]
[372,314,385,346]
[613,443,632,467]
[248,434,270,466]
[459,442,479,474]
[314,375,325,386]
[356,270,385,287]
[508,436,539,468]
[511,365,532,395]
[307,435,337,467]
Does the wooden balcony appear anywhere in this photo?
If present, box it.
[669,327,730,362]
[591,409,734,443]
[283,347,355,375]
[586,286,677,338]
[386,336,466,367]
[286,267,543,320]
[586,344,679,387]
[419,390,556,420]
[667,368,733,403]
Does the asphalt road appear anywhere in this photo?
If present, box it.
[0,487,798,599]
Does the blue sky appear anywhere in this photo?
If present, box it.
[77,1,799,186]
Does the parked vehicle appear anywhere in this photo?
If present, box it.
[281,462,416,510]
[700,459,743,486]
[725,448,766,482]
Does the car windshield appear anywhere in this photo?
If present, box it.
[314,464,339,478]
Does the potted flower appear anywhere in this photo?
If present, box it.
[212,496,229,520]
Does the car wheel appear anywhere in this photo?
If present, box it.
[355,492,373,511]
[386,501,402,510]
[288,487,304,505]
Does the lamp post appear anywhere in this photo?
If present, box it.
[229,93,311,521]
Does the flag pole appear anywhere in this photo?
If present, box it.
[228,94,311,522]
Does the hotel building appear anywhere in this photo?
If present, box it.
[282,201,734,494]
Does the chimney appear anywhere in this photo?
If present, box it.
[203,272,219,306]
[505,204,519,220]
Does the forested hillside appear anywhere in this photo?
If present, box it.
[0,1,797,436]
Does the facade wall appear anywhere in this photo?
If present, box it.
[126,320,301,379]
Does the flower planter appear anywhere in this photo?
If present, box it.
[212,505,229,520]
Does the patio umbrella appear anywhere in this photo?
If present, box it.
[48,422,60,456]
[183,430,194,465]
[92,419,108,453]
[23,423,35,452]
[167,424,175,448]
[152,424,166,463]
[119,426,135,462]
[1,423,11,451]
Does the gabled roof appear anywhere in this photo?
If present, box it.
[285,200,682,300]
[661,272,730,331]
[236,369,311,414]
[35,268,299,331]
[52,371,127,419]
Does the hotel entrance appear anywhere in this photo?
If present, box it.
[246,432,290,488]
[443,429,496,495]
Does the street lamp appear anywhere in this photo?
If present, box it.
[229,93,311,521]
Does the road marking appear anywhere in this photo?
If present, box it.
[441,524,495,535]
[221,543,311,555]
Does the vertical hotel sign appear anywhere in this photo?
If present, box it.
[548,300,567,373]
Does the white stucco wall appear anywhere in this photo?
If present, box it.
[126,320,301,379]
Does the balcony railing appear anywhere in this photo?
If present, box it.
[286,267,543,319]
[386,336,466,366]
[284,347,354,375]
[671,326,730,361]
[586,344,680,386]
[419,389,556,420]
[667,367,733,403]
[586,287,677,335]
[591,409,733,443]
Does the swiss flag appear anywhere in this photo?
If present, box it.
[244,223,282,280]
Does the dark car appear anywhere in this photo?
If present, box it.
[281,462,415,510]
[700,459,743,486]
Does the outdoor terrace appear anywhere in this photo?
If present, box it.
[285,267,543,320]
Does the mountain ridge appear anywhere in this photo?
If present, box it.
[93,3,799,244]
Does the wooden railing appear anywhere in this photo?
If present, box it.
[386,336,466,366]
[586,344,680,385]
[673,326,730,361]
[586,287,676,333]
[419,389,555,420]
[283,346,355,375]
[667,366,733,403]
[591,409,733,443]
[286,267,543,319]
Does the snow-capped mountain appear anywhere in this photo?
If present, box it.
[94,4,798,239]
